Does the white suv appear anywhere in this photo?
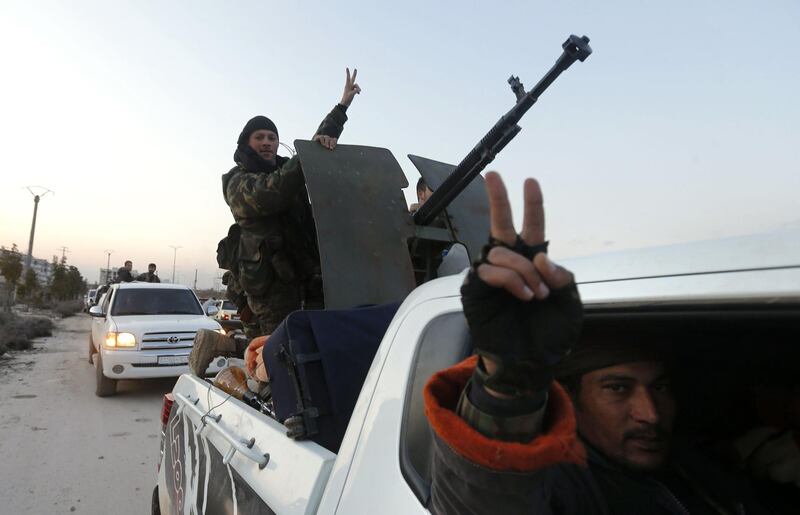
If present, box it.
[213,299,240,321]
[89,282,225,397]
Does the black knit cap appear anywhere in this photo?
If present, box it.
[237,115,279,146]
[555,329,673,380]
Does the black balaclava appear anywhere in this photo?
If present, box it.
[233,115,282,173]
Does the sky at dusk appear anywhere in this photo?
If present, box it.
[1,0,798,289]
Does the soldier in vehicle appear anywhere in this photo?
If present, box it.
[424,172,768,514]
[136,263,160,283]
[408,177,470,277]
[224,68,361,338]
[189,69,361,376]
[116,260,135,283]
[408,177,433,214]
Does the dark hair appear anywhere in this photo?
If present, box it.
[416,177,429,193]
[148,263,156,268]
[124,260,132,266]
[558,374,583,397]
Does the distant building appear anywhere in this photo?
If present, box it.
[99,268,113,284]
[28,257,51,285]
[0,249,50,285]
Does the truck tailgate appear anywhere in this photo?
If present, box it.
[164,374,336,514]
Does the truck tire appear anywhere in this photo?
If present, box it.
[88,335,95,364]
[95,353,117,397]
[151,485,161,515]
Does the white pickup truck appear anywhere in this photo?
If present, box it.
[88,282,225,397]
[152,231,800,514]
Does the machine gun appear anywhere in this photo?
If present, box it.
[413,35,592,226]
[295,35,592,309]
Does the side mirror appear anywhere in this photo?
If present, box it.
[89,306,104,317]
[206,305,219,317]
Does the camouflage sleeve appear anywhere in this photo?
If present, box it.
[314,104,349,139]
[456,377,547,443]
[225,156,304,219]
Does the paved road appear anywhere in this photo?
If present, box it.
[0,314,177,514]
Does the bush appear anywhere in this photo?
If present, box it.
[24,315,53,338]
[2,322,32,351]
[0,313,53,353]
[54,300,82,318]
[0,311,13,327]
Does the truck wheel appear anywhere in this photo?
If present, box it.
[151,485,161,515]
[95,353,117,397]
[88,335,95,364]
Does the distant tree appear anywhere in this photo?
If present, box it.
[17,268,44,305]
[50,255,68,300]
[0,244,23,311]
[49,256,86,300]
[65,266,86,299]
[17,268,40,299]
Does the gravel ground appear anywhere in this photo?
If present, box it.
[0,314,177,514]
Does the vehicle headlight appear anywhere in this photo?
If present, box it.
[104,332,137,349]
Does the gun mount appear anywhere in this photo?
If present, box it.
[296,35,592,309]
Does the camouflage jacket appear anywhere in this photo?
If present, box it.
[221,105,348,295]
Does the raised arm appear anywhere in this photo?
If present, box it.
[457,172,582,440]
[313,68,361,150]
[424,173,586,513]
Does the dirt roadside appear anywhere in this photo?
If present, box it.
[0,314,177,514]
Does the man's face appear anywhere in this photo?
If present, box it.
[248,129,279,164]
[148,265,156,273]
[574,361,676,471]
[417,186,433,205]
[125,261,132,270]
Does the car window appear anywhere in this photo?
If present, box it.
[400,312,472,506]
[222,301,236,310]
[101,292,111,313]
[111,289,203,316]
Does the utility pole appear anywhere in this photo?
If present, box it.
[193,268,198,290]
[56,246,69,261]
[103,249,113,283]
[169,245,182,283]
[23,186,54,271]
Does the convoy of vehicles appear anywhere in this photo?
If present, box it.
[152,231,800,514]
[213,299,240,321]
[83,288,98,311]
[88,282,224,397]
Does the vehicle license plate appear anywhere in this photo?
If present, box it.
[158,355,189,366]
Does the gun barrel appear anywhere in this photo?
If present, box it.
[413,35,592,226]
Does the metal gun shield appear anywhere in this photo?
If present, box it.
[295,140,416,309]
[408,154,490,263]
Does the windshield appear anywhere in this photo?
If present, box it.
[111,289,203,316]
[222,301,237,310]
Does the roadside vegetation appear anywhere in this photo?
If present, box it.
[0,244,86,355]
[0,311,54,355]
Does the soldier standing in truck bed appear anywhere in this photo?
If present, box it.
[222,68,361,337]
